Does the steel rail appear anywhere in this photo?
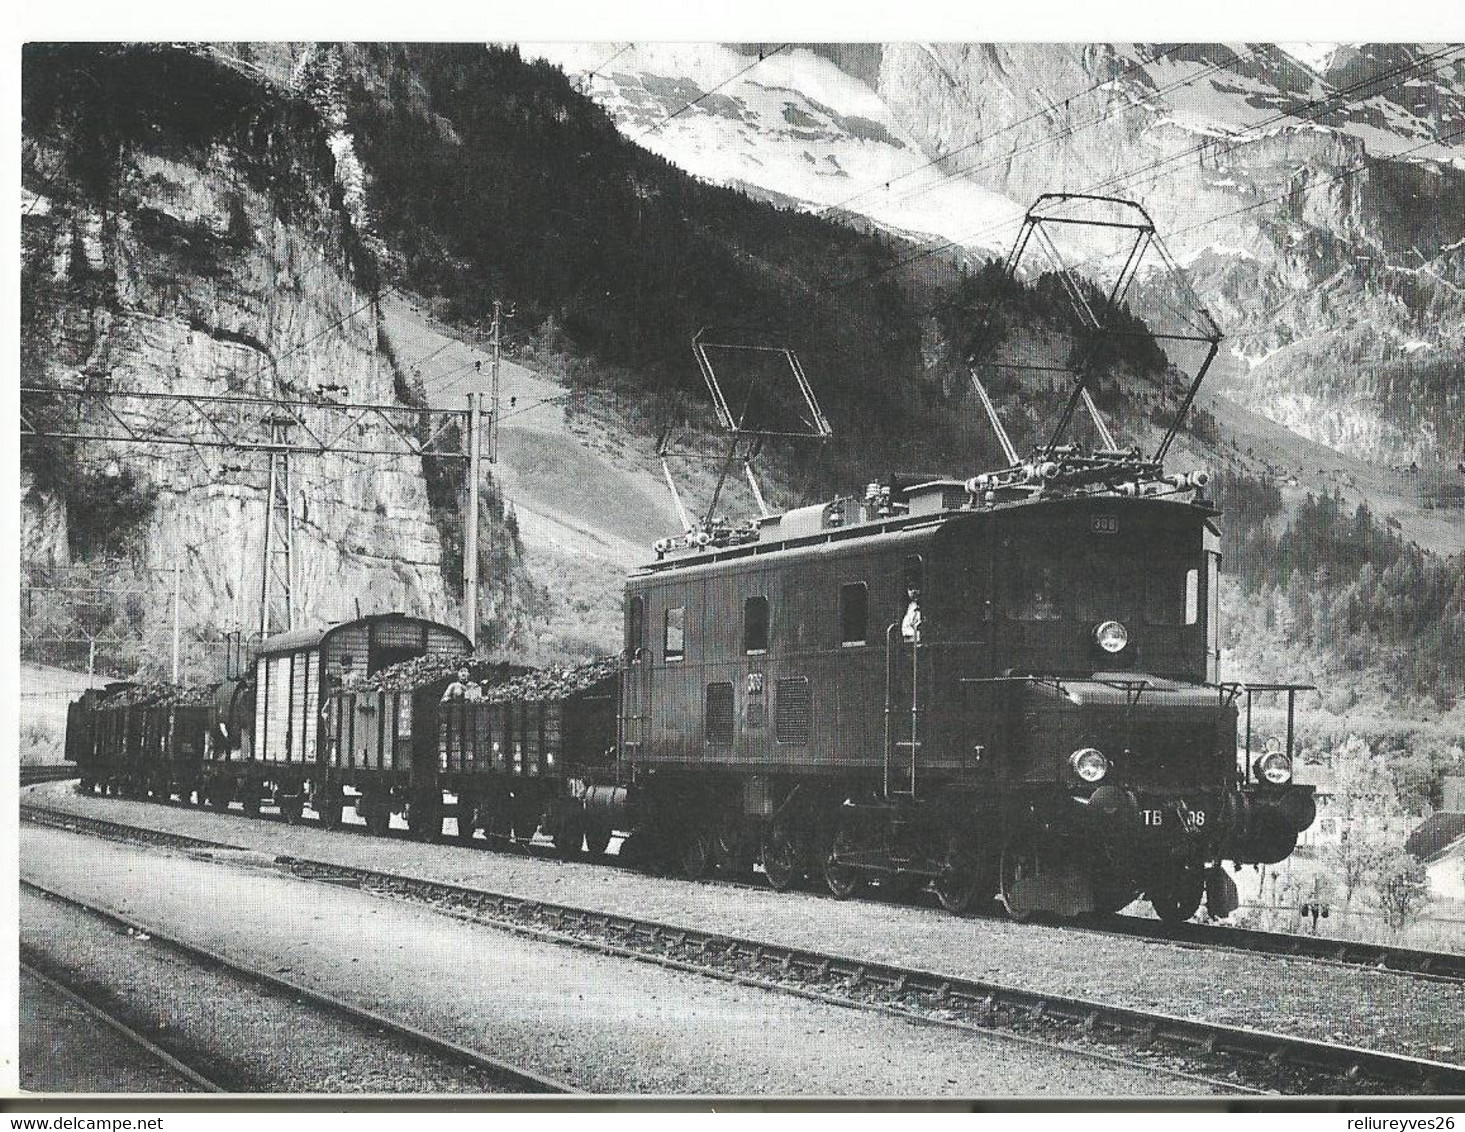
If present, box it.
[20,958,225,1093]
[22,803,1464,1093]
[19,877,574,1095]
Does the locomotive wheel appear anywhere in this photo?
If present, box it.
[876,873,921,902]
[1090,869,1140,917]
[1147,867,1205,924]
[680,831,713,881]
[998,845,1037,923]
[583,821,613,858]
[822,828,862,900]
[712,829,754,878]
[934,835,985,915]
[762,829,802,892]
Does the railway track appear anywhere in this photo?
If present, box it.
[20,876,573,1095]
[21,802,1465,1095]
[24,794,1465,989]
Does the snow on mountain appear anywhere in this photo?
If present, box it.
[520,42,1024,255]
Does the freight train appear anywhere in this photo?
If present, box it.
[64,449,1317,924]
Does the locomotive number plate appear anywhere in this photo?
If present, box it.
[1091,514,1119,534]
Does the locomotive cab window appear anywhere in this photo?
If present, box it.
[1145,566,1200,626]
[839,582,868,646]
[664,605,685,661]
[743,596,769,655]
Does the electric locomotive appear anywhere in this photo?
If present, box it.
[613,451,1317,921]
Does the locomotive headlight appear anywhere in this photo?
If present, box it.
[1070,747,1110,783]
[1095,620,1129,654]
[1255,750,1293,785]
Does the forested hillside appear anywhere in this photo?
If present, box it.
[1214,471,1464,711]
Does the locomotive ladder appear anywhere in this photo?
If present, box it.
[882,624,921,798]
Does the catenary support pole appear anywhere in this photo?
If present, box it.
[465,391,482,649]
[172,553,182,683]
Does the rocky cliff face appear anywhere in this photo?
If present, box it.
[21,45,457,644]
[533,42,1465,470]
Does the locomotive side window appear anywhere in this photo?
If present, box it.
[839,582,868,646]
[627,595,645,659]
[743,596,769,654]
[1006,562,1063,621]
[664,606,685,661]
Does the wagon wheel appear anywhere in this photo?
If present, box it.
[209,789,231,813]
[822,826,863,900]
[363,795,392,837]
[243,792,261,817]
[317,789,345,831]
[934,833,987,916]
[1147,866,1205,924]
[454,798,479,845]
[409,792,444,843]
[680,830,713,881]
[552,806,585,860]
[511,796,541,844]
[483,797,514,849]
[582,821,613,858]
[762,829,802,892]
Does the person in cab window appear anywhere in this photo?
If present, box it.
[464,679,485,702]
[901,587,923,643]
[441,667,473,702]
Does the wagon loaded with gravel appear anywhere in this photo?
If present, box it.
[65,680,214,801]
[433,656,620,853]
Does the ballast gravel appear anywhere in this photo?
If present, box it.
[26,782,1465,1069]
[19,823,1215,1096]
